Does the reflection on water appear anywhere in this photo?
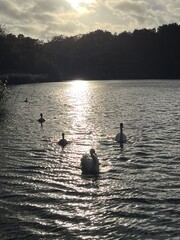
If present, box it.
[0,80,180,240]
[68,81,90,140]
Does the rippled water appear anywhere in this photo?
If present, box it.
[0,80,180,240]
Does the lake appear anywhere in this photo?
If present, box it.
[0,80,180,239]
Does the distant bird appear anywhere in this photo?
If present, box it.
[115,123,127,143]
[24,98,28,102]
[58,133,68,147]
[38,113,45,123]
[80,148,99,174]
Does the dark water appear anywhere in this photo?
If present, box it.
[0,80,180,240]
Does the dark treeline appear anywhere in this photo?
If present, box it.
[0,23,180,84]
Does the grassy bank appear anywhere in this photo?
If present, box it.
[0,73,49,85]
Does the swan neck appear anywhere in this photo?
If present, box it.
[120,128,123,134]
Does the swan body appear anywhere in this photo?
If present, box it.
[58,133,68,147]
[38,113,45,123]
[115,123,127,143]
[115,133,127,143]
[81,149,99,174]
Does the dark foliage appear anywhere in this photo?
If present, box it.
[0,23,180,84]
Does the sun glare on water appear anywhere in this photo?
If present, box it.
[68,80,91,149]
[70,80,89,92]
[67,0,94,12]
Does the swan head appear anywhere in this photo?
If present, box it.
[90,148,96,156]
[62,133,65,139]
[40,113,43,118]
[120,123,123,129]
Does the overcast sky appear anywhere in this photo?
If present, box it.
[0,0,179,41]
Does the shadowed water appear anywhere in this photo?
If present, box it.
[0,80,180,239]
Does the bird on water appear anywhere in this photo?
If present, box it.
[38,113,45,123]
[115,123,127,143]
[80,148,99,174]
[58,133,68,147]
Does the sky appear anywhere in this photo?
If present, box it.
[0,0,179,41]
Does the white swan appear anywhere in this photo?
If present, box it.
[115,123,127,143]
[58,133,68,147]
[38,113,45,123]
[80,149,99,174]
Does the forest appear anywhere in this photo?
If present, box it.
[0,23,180,84]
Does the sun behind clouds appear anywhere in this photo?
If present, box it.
[66,0,94,12]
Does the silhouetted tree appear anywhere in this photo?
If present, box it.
[0,23,180,83]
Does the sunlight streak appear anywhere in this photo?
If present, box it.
[68,81,89,116]
[67,80,92,152]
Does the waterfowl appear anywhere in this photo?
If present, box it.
[115,123,127,143]
[24,98,28,102]
[58,133,68,147]
[38,113,45,123]
[80,148,99,174]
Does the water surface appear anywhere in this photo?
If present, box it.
[0,80,180,239]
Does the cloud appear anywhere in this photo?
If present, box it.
[111,0,147,15]
[100,0,180,32]
[0,0,22,19]
[0,0,79,39]
[0,0,179,41]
